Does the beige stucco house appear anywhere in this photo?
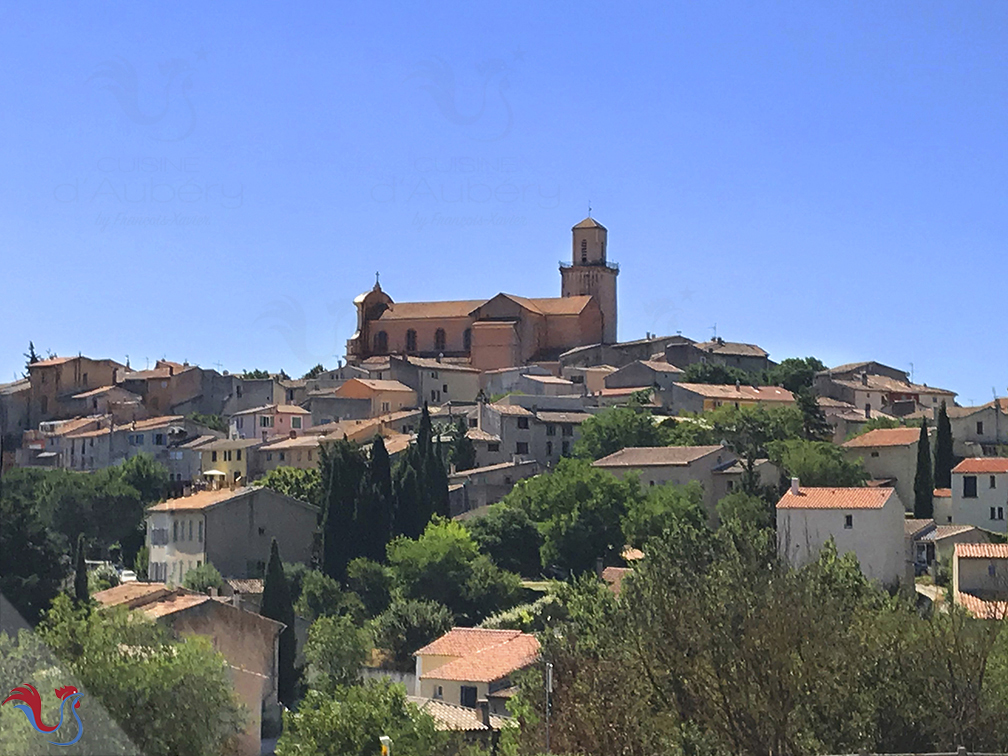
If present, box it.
[415,628,539,715]
[948,458,1008,535]
[145,486,319,585]
[953,542,1008,619]
[334,378,416,417]
[668,383,795,414]
[842,427,924,512]
[94,582,284,756]
[776,483,908,587]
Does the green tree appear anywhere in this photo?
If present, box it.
[795,387,832,441]
[320,439,367,581]
[681,362,758,386]
[846,415,902,439]
[242,368,271,379]
[709,403,803,493]
[386,518,522,622]
[763,356,826,393]
[359,435,394,562]
[0,482,65,624]
[303,614,369,693]
[295,569,364,624]
[257,466,323,508]
[261,539,298,706]
[186,412,227,433]
[717,489,775,530]
[769,439,869,487]
[276,679,448,756]
[445,418,477,471]
[465,504,544,576]
[302,363,326,379]
[119,453,169,504]
[133,545,149,581]
[371,599,453,672]
[74,534,89,604]
[573,406,668,460]
[622,480,706,547]
[346,558,394,618]
[935,400,954,489]
[391,405,449,538]
[914,418,934,519]
[182,562,224,593]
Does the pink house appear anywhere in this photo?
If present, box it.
[229,404,311,441]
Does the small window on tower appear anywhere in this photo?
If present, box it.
[580,239,587,263]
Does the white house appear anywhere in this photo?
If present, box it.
[842,426,925,512]
[776,481,908,587]
[949,458,1008,535]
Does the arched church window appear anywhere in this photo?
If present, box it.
[463,328,472,352]
[580,239,588,263]
[406,329,417,352]
[434,329,446,352]
[374,331,388,355]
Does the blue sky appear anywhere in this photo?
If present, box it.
[3,2,1007,404]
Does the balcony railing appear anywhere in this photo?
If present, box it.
[559,260,619,272]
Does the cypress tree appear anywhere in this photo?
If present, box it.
[74,534,89,604]
[393,450,423,539]
[913,418,934,519]
[320,440,366,582]
[261,539,297,706]
[362,435,394,562]
[429,434,450,518]
[935,400,954,489]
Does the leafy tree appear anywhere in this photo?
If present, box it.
[502,457,644,575]
[914,418,934,519]
[74,534,89,604]
[465,504,544,576]
[186,412,227,434]
[386,518,522,622]
[242,368,271,379]
[276,679,448,756]
[664,416,718,446]
[708,403,803,493]
[681,362,758,386]
[183,562,224,593]
[257,466,322,508]
[9,594,247,756]
[261,539,298,706]
[622,480,706,547]
[295,569,364,624]
[303,614,369,693]
[284,561,310,605]
[346,558,394,618]
[302,363,326,380]
[795,387,832,441]
[371,599,453,672]
[573,406,667,460]
[846,415,902,439]
[935,400,954,489]
[88,564,120,594]
[769,439,869,488]
[717,490,775,530]
[133,545,149,581]
[763,356,826,393]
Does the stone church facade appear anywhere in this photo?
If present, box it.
[346,218,620,372]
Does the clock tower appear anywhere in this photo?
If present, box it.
[560,217,619,343]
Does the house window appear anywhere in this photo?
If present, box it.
[81,372,88,385]
[460,685,478,708]
[727,480,735,491]
[991,476,997,489]
[463,328,471,352]
[292,416,302,429]
[382,402,391,413]
[258,526,265,536]
[964,476,978,498]
[562,425,573,437]
[516,441,529,454]
[155,433,165,446]
[212,450,218,462]
[870,451,880,458]
[173,521,178,541]
[990,563,997,577]
[562,441,570,455]
[517,417,529,430]
[279,452,285,461]
[188,521,193,541]
[546,441,553,456]
[844,514,853,529]
[198,521,203,542]
[443,384,448,393]
[308,450,313,461]
[487,442,499,452]
[431,389,437,402]
[434,328,446,352]
[406,329,417,352]
[435,686,443,699]
[267,452,273,461]
[546,424,556,436]
[374,331,388,355]
[978,421,985,435]
[261,416,274,428]
[468,418,477,428]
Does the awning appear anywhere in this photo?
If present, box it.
[203,469,227,476]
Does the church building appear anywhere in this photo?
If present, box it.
[346,217,620,372]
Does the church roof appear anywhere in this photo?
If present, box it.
[373,295,594,321]
[573,217,607,231]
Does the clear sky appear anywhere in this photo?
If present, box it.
[3,2,1007,405]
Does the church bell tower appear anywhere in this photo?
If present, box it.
[560,217,619,343]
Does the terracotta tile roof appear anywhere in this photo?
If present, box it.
[419,630,540,683]
[843,427,923,448]
[601,566,632,596]
[120,368,172,381]
[376,299,487,321]
[226,578,264,594]
[953,458,1008,474]
[276,404,310,414]
[29,356,77,367]
[146,486,256,512]
[528,296,593,315]
[934,488,952,498]
[573,216,606,230]
[406,697,511,731]
[466,428,501,442]
[489,403,534,417]
[416,628,524,657]
[71,415,185,438]
[405,357,478,372]
[535,411,593,424]
[71,385,139,399]
[521,374,573,385]
[0,379,30,395]
[593,445,726,468]
[177,434,219,450]
[830,374,956,397]
[695,340,768,358]
[955,542,1008,559]
[955,591,1008,620]
[198,438,263,450]
[379,433,413,456]
[777,487,895,510]
[674,383,795,402]
[260,435,321,450]
[230,404,277,416]
[904,518,935,538]
[45,416,109,437]
[344,379,415,393]
[141,593,212,619]
[920,525,978,541]
[638,360,685,374]
[93,582,176,609]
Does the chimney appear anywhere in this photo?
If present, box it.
[861,373,869,386]
[477,698,491,728]
[791,477,800,496]
[595,556,604,578]
[735,379,741,391]
[437,352,443,363]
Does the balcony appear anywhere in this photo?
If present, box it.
[559,260,619,272]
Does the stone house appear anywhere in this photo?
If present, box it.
[664,336,773,374]
[841,427,925,513]
[946,398,1008,457]
[953,542,1008,618]
[26,355,127,424]
[603,360,685,394]
[668,383,795,414]
[814,361,956,418]
[333,378,416,417]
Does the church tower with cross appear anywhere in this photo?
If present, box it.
[560,216,619,343]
